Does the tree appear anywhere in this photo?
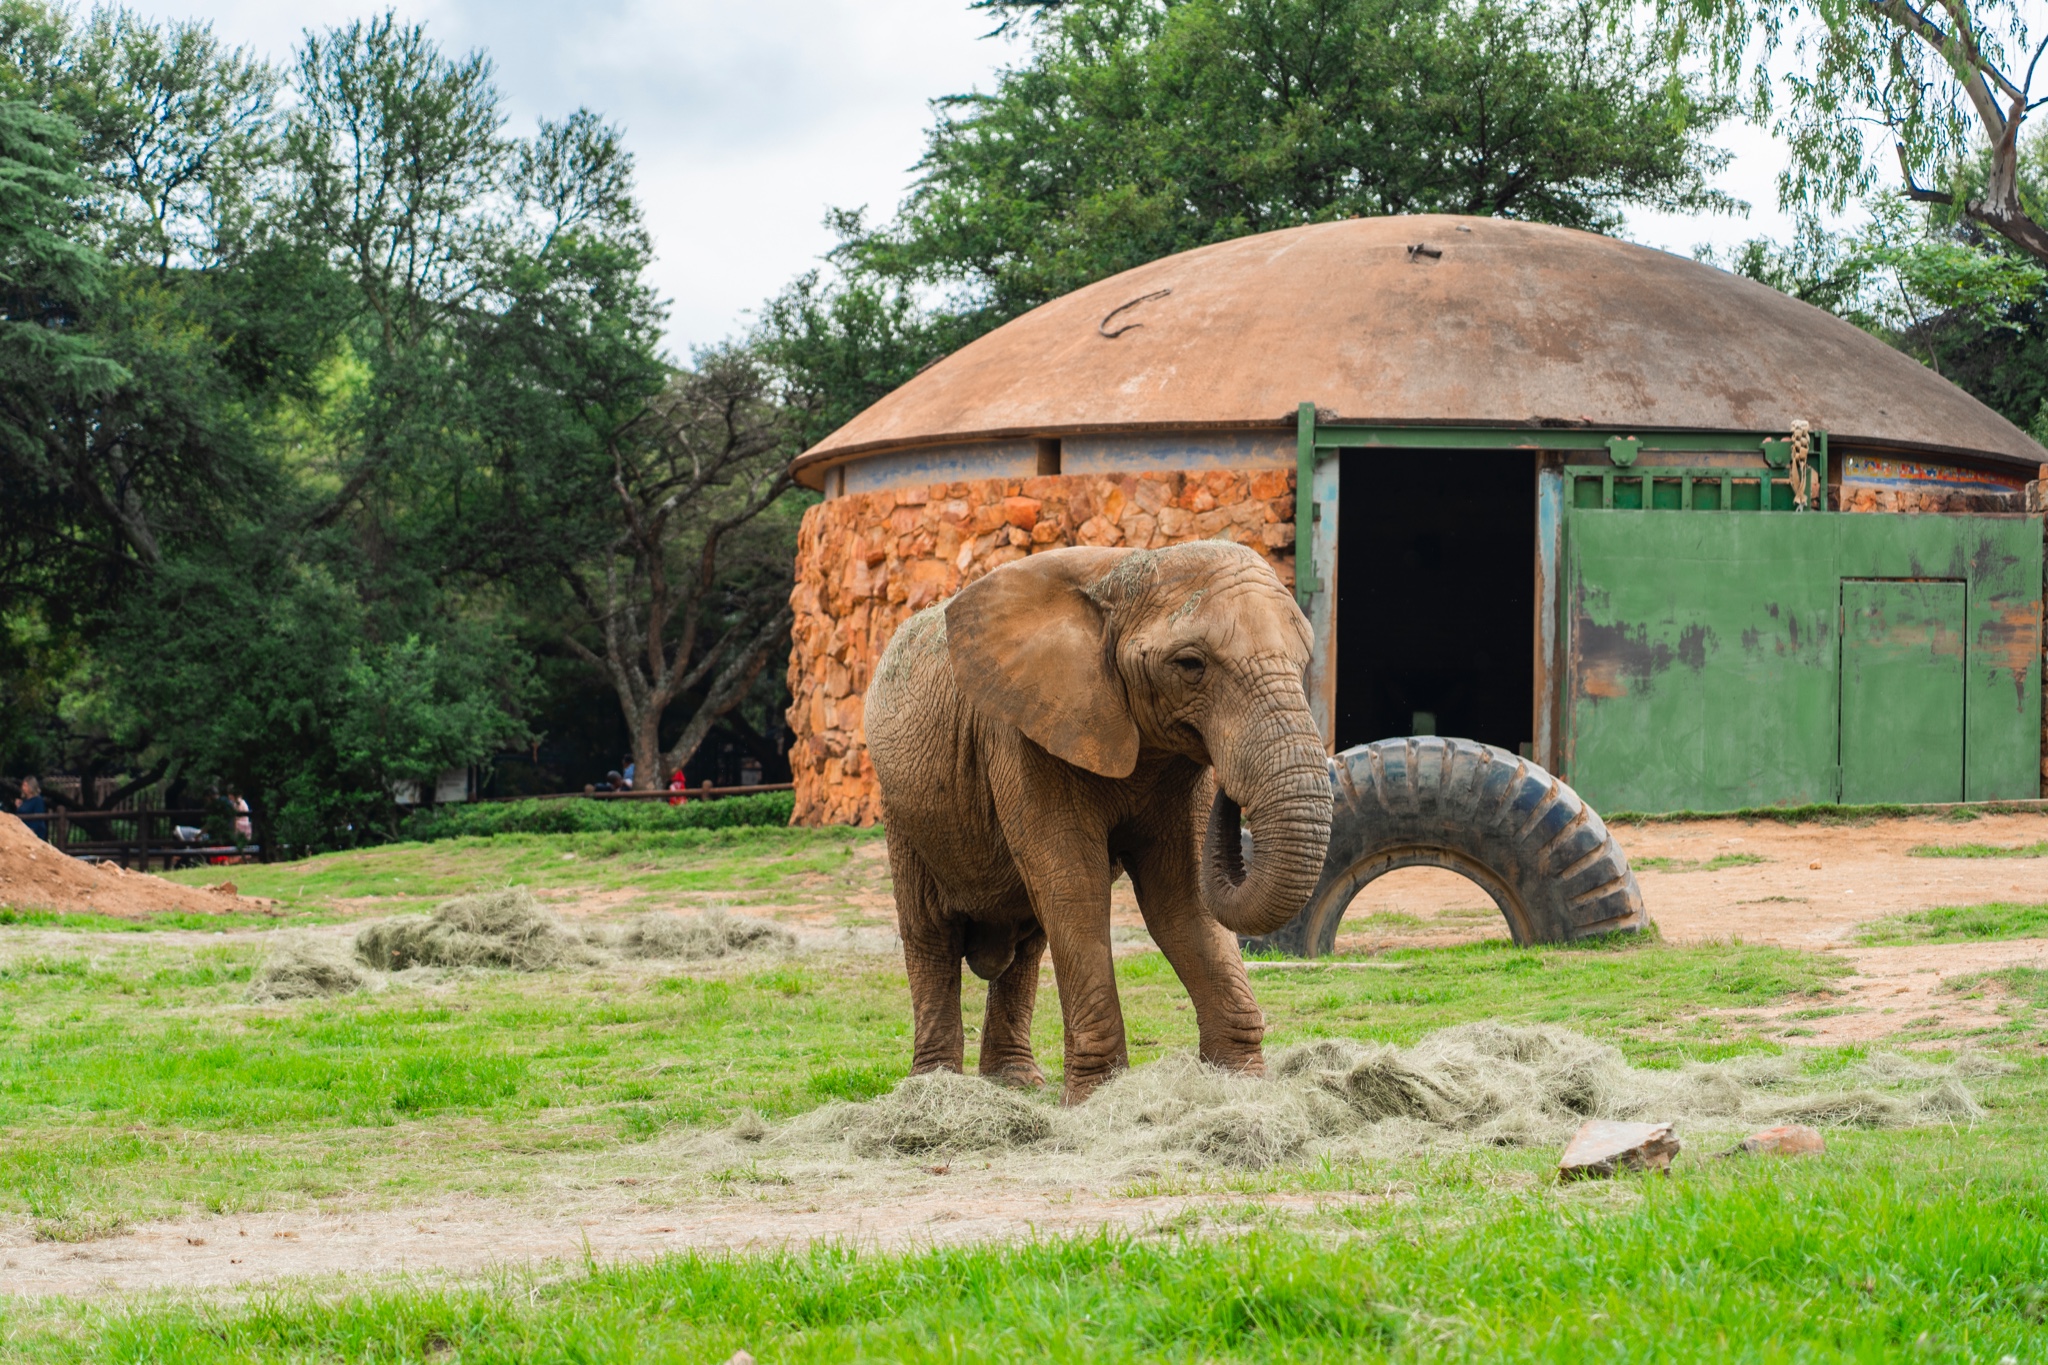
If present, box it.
[1711,164,2048,439]
[539,353,799,792]
[839,0,1736,327]
[1665,0,2048,265]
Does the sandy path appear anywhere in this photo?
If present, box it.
[1720,938,2048,1046]
[0,1189,1347,1298]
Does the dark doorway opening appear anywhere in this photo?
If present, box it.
[1333,450,1535,754]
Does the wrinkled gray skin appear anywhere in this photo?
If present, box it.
[864,541,1333,1104]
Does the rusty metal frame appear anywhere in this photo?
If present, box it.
[1292,410,1835,770]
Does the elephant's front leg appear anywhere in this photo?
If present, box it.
[978,924,1046,1088]
[1124,838,1267,1075]
[889,833,968,1075]
[1021,860,1125,1104]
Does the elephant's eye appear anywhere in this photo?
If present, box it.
[1171,653,1206,683]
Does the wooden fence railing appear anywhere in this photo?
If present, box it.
[12,808,252,872]
[471,783,793,804]
[11,784,794,868]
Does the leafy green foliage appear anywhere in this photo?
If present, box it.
[1661,0,2048,264]
[836,0,1736,328]
[400,791,797,841]
[0,5,808,843]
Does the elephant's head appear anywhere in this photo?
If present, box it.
[945,541,1332,937]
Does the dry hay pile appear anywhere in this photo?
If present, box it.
[615,908,796,961]
[0,812,267,918]
[251,934,367,1002]
[354,888,602,971]
[750,1023,1991,1174]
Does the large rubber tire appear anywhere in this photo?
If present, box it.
[1241,737,1648,957]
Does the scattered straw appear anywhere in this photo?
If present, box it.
[251,935,366,1002]
[736,1023,1994,1176]
[354,888,598,972]
[617,909,795,961]
[816,1073,1056,1157]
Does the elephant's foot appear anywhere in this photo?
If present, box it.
[1058,1062,1127,1106]
[1200,1045,1265,1077]
[980,1059,1045,1090]
[909,1058,965,1076]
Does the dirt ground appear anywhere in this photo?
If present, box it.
[0,1189,1347,1298]
[1330,810,2048,952]
[5,810,2044,1301]
[0,813,274,918]
[1327,810,2048,1054]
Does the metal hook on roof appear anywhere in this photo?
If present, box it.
[1098,288,1172,338]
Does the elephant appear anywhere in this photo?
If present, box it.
[864,540,1335,1104]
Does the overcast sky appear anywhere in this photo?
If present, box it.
[133,0,1800,357]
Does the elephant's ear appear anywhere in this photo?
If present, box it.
[946,547,1139,778]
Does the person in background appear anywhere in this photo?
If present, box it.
[667,769,688,806]
[228,789,253,841]
[602,770,624,793]
[621,756,636,788]
[15,776,48,841]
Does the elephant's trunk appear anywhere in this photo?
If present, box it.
[1197,698,1332,938]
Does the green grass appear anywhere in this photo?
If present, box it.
[1909,840,2048,858]
[155,824,888,915]
[1630,852,1767,873]
[1854,901,2048,945]
[3,832,2045,1360]
[12,1125,2048,1361]
[0,906,288,933]
[0,917,1850,1240]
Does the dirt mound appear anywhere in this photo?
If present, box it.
[748,1024,1994,1173]
[355,888,600,971]
[616,909,795,960]
[0,813,266,918]
[251,935,367,1002]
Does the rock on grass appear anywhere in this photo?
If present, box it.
[1558,1120,1681,1180]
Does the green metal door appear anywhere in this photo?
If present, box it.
[1839,581,1965,803]
[1565,510,2040,813]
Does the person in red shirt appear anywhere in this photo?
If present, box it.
[667,770,688,806]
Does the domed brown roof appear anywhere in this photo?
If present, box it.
[794,214,2045,487]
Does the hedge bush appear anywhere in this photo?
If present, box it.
[401,791,795,841]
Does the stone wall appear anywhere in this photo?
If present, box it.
[786,469,1296,826]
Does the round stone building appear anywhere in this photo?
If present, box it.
[785,214,2047,826]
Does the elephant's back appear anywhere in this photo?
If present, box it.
[865,605,957,775]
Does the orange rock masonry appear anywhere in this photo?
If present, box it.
[786,469,1296,826]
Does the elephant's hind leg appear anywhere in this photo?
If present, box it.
[889,833,967,1075]
[978,925,1046,1088]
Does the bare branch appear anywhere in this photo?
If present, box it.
[1896,142,1955,202]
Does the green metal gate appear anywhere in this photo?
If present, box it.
[1840,580,1966,804]
[1564,508,2041,813]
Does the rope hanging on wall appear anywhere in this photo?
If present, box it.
[1788,419,1818,510]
